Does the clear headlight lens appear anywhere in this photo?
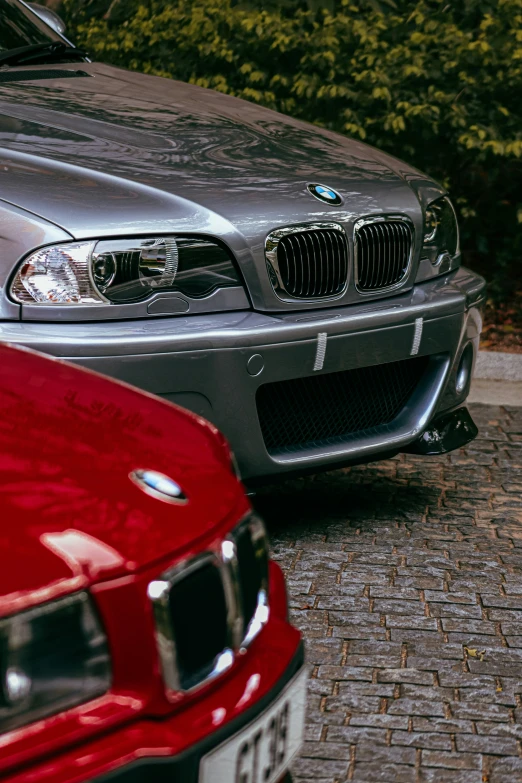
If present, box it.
[0,593,111,733]
[10,236,242,305]
[422,197,460,266]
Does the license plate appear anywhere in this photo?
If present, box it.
[199,668,307,783]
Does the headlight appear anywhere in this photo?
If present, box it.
[422,197,460,267]
[0,593,111,733]
[10,236,242,305]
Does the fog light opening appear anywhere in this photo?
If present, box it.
[455,344,474,396]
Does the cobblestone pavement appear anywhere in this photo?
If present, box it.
[254,403,522,783]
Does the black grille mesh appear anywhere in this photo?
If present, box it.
[355,220,412,291]
[257,356,429,455]
[0,70,91,83]
[276,228,348,298]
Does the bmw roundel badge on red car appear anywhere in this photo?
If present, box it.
[0,342,306,783]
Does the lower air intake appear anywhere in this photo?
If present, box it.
[257,356,429,455]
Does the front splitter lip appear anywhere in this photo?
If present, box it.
[404,406,478,456]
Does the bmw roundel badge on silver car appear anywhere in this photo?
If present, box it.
[0,0,485,482]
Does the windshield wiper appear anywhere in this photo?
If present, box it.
[0,42,87,68]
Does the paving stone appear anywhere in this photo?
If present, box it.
[437,672,497,688]
[400,683,454,700]
[457,686,517,706]
[390,629,444,643]
[489,757,522,783]
[451,702,512,722]
[325,693,382,712]
[372,598,428,615]
[257,402,522,783]
[355,742,416,765]
[390,730,452,749]
[407,642,466,659]
[337,682,396,698]
[377,668,434,685]
[421,750,482,769]
[441,618,497,634]
[413,717,474,734]
[327,606,377,620]
[351,762,417,782]
[387,698,448,717]
[424,590,477,604]
[292,757,348,778]
[446,633,507,648]
[326,726,387,744]
[299,740,351,760]
[331,625,388,641]
[317,665,373,681]
[475,721,522,739]
[418,771,483,783]
[349,714,409,730]
[428,603,483,619]
[304,638,343,665]
[455,733,519,755]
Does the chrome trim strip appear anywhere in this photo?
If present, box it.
[353,214,414,296]
[265,222,349,303]
[147,513,270,700]
[147,551,229,697]
[233,514,270,652]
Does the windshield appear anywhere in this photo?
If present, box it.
[0,0,62,52]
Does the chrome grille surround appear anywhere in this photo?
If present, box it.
[265,222,349,302]
[147,514,269,700]
[354,215,414,295]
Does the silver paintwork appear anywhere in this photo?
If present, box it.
[0,9,486,478]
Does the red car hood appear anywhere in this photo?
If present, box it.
[0,344,248,616]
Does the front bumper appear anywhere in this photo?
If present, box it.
[0,268,485,481]
[5,630,304,783]
[92,647,305,783]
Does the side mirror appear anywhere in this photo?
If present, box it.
[28,3,66,36]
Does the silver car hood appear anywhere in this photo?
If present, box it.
[0,62,441,312]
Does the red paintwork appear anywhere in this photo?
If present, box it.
[0,344,301,781]
[0,343,247,611]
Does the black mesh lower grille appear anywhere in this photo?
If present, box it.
[257,356,429,455]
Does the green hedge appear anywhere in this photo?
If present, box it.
[62,0,522,302]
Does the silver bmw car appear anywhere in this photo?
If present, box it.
[0,1,485,482]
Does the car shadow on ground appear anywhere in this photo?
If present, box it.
[251,403,522,783]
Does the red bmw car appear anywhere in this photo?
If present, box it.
[0,344,305,782]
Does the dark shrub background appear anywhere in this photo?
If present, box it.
[59,0,522,308]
